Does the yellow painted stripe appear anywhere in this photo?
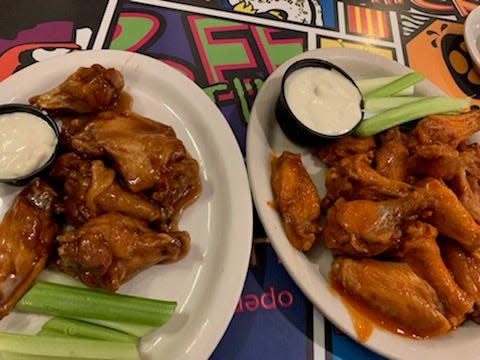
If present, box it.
[366,9,374,36]
[354,6,362,33]
[376,10,385,38]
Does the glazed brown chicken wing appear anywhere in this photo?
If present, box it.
[417,177,480,258]
[0,179,59,318]
[271,151,321,251]
[388,221,473,327]
[56,212,189,292]
[29,64,124,113]
[49,153,166,228]
[70,111,201,218]
[331,257,451,338]
[323,188,433,257]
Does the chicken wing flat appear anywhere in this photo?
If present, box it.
[331,257,451,338]
[29,64,124,113]
[440,239,480,323]
[49,153,166,228]
[374,127,410,182]
[321,154,415,210]
[450,168,480,224]
[70,111,201,218]
[271,151,321,251]
[0,179,59,318]
[56,212,189,292]
[316,135,376,167]
[417,177,480,258]
[388,221,473,327]
[323,189,433,257]
[407,143,461,181]
[408,110,480,148]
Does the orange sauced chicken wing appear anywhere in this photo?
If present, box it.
[272,109,480,340]
[388,221,474,327]
[271,151,321,251]
[374,126,410,182]
[417,177,480,259]
[321,154,415,210]
[331,257,452,338]
[322,189,433,257]
[408,110,480,148]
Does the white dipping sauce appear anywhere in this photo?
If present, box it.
[284,66,362,135]
[0,112,57,179]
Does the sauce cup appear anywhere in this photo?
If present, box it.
[275,58,364,147]
[0,103,60,186]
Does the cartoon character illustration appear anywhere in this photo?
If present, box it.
[228,0,323,26]
[0,22,91,81]
[406,20,480,105]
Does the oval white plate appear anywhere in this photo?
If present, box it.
[246,47,480,360]
[0,49,253,360]
[464,5,480,72]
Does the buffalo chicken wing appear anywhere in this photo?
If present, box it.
[274,109,480,339]
[271,151,321,251]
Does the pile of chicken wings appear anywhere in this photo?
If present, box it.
[272,109,480,338]
[0,64,201,318]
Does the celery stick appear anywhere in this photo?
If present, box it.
[355,96,471,137]
[40,317,138,343]
[355,76,414,96]
[2,352,103,360]
[362,72,425,100]
[364,96,425,113]
[16,281,176,327]
[2,351,114,360]
[0,332,140,360]
[77,318,155,337]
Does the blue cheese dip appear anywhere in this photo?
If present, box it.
[0,111,58,179]
[284,66,362,136]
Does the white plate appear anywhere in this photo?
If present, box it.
[0,49,253,360]
[464,5,480,72]
[246,47,480,360]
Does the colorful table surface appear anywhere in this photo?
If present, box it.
[1,1,479,359]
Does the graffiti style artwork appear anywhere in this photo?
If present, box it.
[109,3,307,152]
[1,1,480,360]
[0,0,119,81]
[405,18,480,105]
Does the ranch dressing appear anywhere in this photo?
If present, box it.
[0,112,57,179]
[284,67,362,135]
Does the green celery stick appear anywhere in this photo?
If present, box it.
[364,96,425,113]
[355,76,415,96]
[362,72,425,100]
[40,316,138,343]
[77,318,156,337]
[16,281,176,327]
[355,96,471,137]
[0,332,140,360]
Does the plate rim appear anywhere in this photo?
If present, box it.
[0,49,253,360]
[245,47,480,360]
